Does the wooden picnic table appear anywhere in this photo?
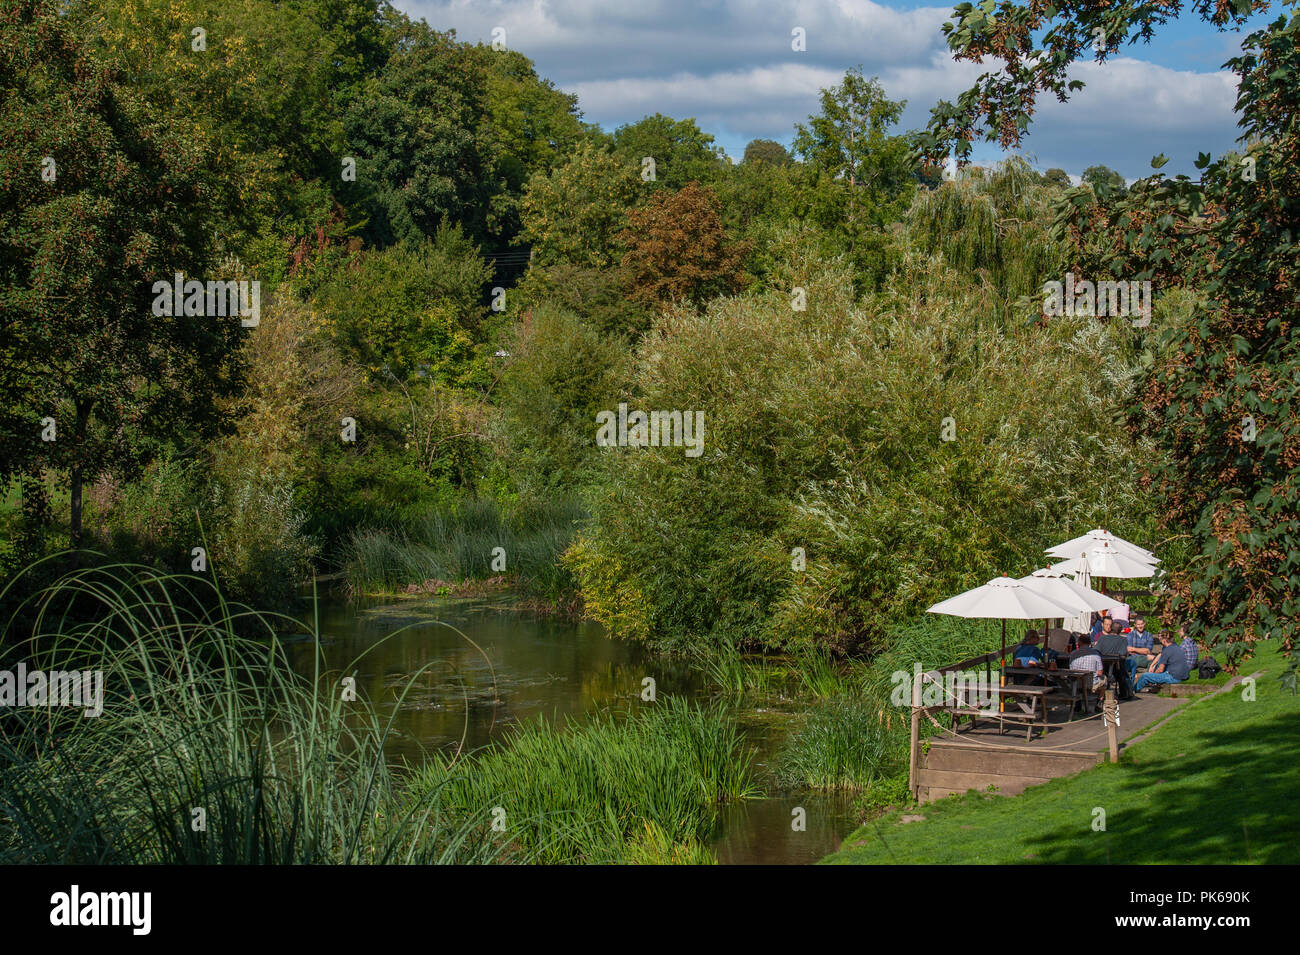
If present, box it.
[990,684,1057,739]
[1003,665,1097,718]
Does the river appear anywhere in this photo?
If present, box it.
[285,594,857,865]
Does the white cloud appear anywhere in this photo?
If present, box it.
[394,0,1248,178]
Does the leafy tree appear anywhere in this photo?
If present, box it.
[1,0,241,544]
[913,158,947,189]
[710,158,804,281]
[793,68,916,226]
[480,47,586,244]
[569,250,1151,652]
[618,183,751,308]
[917,0,1299,663]
[742,139,792,166]
[1044,168,1073,188]
[612,113,727,190]
[512,264,653,339]
[483,47,585,182]
[343,25,498,246]
[311,225,491,384]
[69,0,357,274]
[906,158,1064,308]
[520,141,641,269]
[1081,164,1127,196]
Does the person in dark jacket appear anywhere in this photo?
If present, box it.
[1096,629,1134,698]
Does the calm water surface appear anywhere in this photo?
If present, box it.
[285,595,857,865]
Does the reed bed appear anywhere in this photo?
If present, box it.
[0,558,511,864]
[343,497,586,604]
[775,698,905,791]
[405,697,759,864]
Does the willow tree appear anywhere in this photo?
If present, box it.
[903,158,1063,310]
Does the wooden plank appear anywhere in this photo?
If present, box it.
[908,668,922,799]
[908,712,920,796]
[916,768,1053,794]
[924,744,1101,777]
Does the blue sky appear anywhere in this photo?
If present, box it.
[396,1,1278,179]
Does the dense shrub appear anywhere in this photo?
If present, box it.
[311,225,494,385]
[568,242,1156,653]
[494,305,629,496]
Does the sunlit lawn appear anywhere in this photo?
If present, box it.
[824,640,1297,864]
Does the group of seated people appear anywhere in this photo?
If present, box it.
[1011,610,1201,704]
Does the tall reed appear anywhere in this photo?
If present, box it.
[775,699,905,791]
[405,697,759,863]
[343,496,587,604]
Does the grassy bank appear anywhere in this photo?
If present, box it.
[823,640,1297,864]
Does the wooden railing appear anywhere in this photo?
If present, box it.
[908,645,1020,797]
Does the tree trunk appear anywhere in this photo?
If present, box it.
[70,464,83,548]
[69,398,89,548]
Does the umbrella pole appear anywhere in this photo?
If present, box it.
[999,619,1006,713]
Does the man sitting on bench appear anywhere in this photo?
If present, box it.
[1125,616,1156,686]
[1068,634,1106,711]
[1011,630,1048,685]
[1134,632,1191,692]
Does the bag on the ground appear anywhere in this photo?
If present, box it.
[1198,658,1221,679]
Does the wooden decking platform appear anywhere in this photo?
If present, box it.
[915,692,1184,803]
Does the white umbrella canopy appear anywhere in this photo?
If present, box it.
[928,577,1081,689]
[1048,555,1109,632]
[1021,570,1122,613]
[1048,544,1157,580]
[927,576,1080,620]
[1046,529,1158,564]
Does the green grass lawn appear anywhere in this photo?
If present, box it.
[823,640,1298,864]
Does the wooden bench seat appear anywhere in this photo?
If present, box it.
[995,686,1057,739]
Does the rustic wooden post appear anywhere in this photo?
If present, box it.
[909,666,923,800]
[1105,687,1119,762]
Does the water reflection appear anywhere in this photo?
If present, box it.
[713,794,857,865]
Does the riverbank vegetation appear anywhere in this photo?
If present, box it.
[0,564,510,863]
[3,0,1164,647]
[0,563,754,864]
[406,698,757,864]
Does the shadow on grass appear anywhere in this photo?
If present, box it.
[1020,707,1300,864]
